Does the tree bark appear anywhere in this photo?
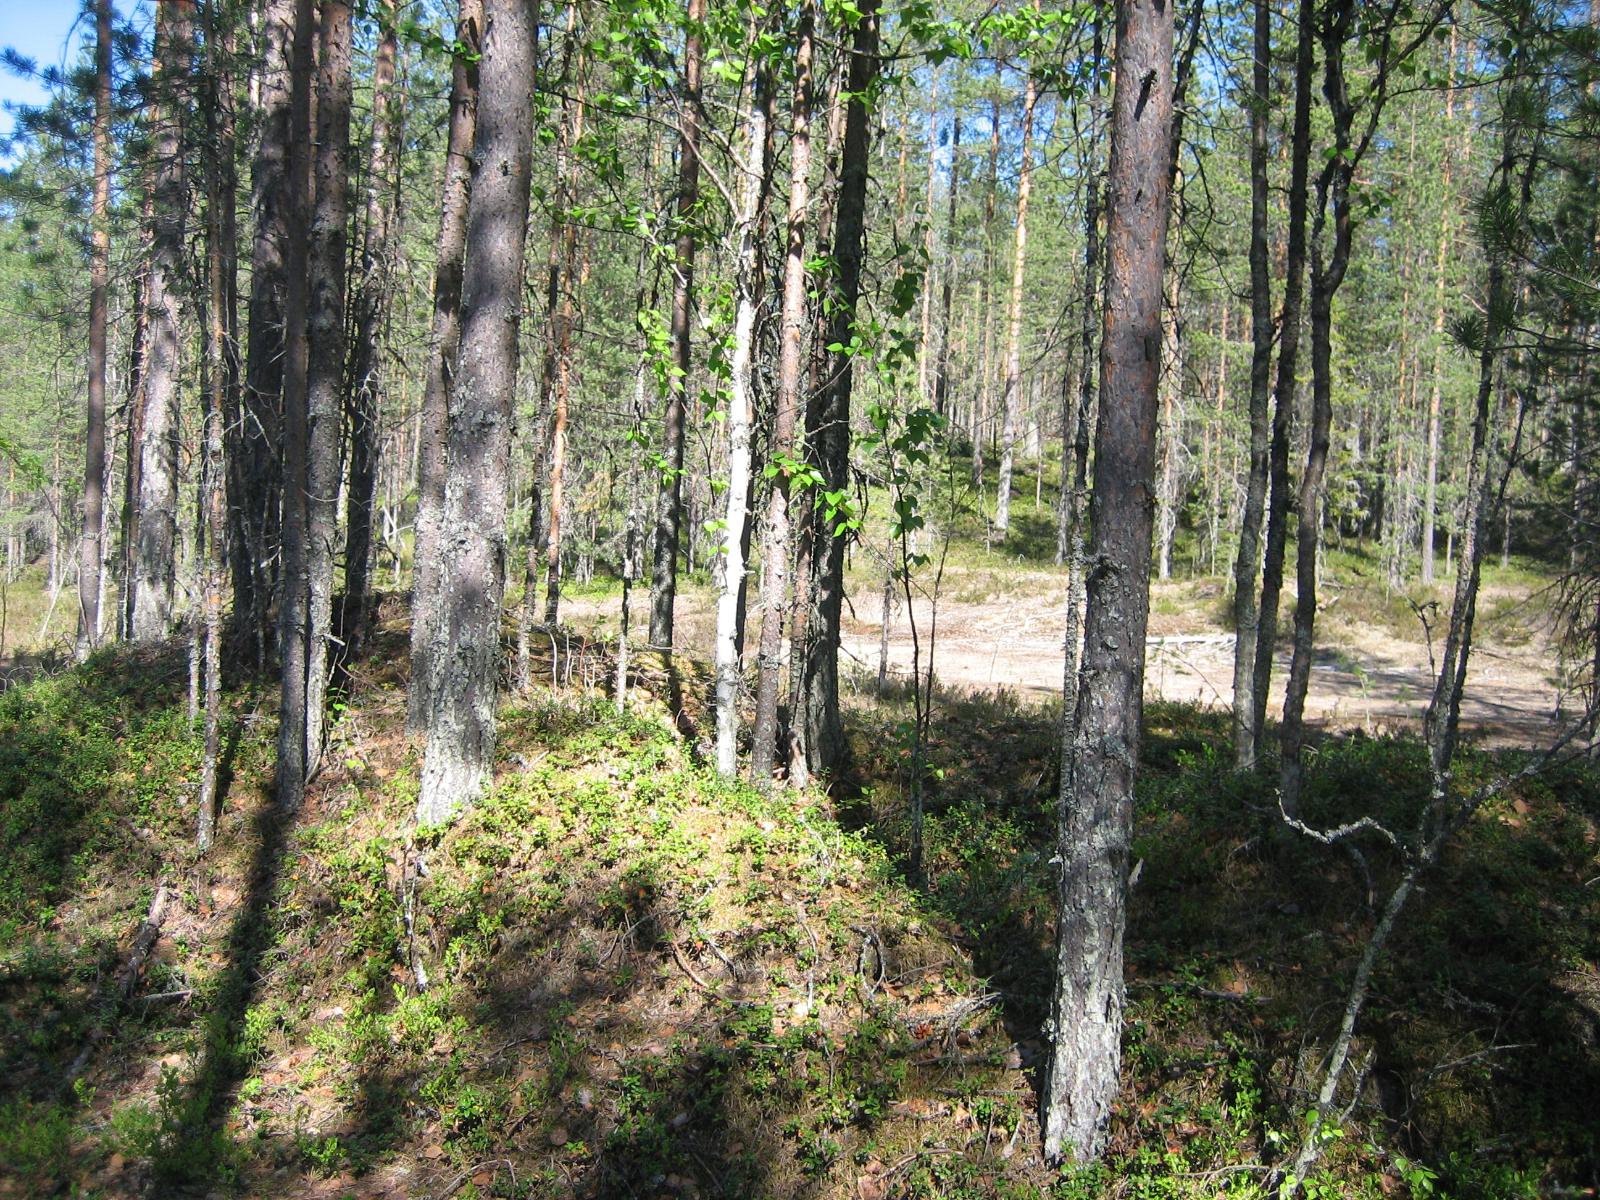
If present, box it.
[198,1,230,854]
[416,0,538,825]
[933,113,962,420]
[795,0,880,781]
[995,66,1037,534]
[1426,145,1525,783]
[648,0,705,648]
[542,242,587,626]
[750,6,814,785]
[1421,36,1457,587]
[239,0,297,640]
[1057,17,1104,570]
[407,0,481,734]
[1231,0,1272,766]
[1248,0,1314,748]
[1280,0,1420,811]
[972,99,1001,490]
[131,0,193,643]
[1042,0,1174,1161]
[715,64,774,777]
[301,0,353,779]
[273,0,317,811]
[515,8,582,680]
[341,0,402,662]
[76,0,112,661]
[120,201,153,641]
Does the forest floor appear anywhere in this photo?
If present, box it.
[1,529,1597,1200]
[2,615,1597,1200]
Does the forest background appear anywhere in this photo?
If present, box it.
[2,0,1599,1195]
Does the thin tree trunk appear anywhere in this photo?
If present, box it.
[648,0,705,648]
[516,7,583,679]
[76,0,112,661]
[341,0,402,661]
[416,0,537,825]
[1249,0,1314,748]
[795,0,880,781]
[274,0,317,811]
[543,242,588,626]
[750,4,814,785]
[972,100,1001,491]
[407,0,481,734]
[1155,240,1182,579]
[1231,0,1272,763]
[540,42,590,630]
[1057,25,1103,570]
[933,113,961,420]
[915,70,939,406]
[197,4,230,853]
[1421,40,1456,587]
[995,64,1037,534]
[1283,0,1444,802]
[1426,146,1525,781]
[302,0,353,779]
[1042,0,1174,1161]
[715,64,773,777]
[240,0,297,639]
[120,213,151,640]
[132,0,193,643]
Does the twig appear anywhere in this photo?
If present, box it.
[137,988,193,1005]
[670,937,717,993]
[435,1158,514,1200]
[1278,796,1405,854]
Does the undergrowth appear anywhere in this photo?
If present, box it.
[0,631,1595,1198]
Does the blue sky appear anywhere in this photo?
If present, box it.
[1,0,93,144]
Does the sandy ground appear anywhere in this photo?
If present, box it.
[562,572,1577,748]
[838,581,1572,747]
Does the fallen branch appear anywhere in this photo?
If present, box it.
[64,881,173,1087]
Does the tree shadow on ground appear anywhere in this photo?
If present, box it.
[843,682,1600,1186]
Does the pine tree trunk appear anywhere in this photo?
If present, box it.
[120,212,151,640]
[407,0,480,734]
[1155,245,1182,579]
[131,0,193,643]
[795,0,880,781]
[1426,142,1526,782]
[972,101,1001,491]
[750,7,813,785]
[239,0,297,639]
[648,0,705,648]
[341,0,402,662]
[76,0,112,661]
[1042,0,1174,1161]
[302,0,353,779]
[995,69,1037,535]
[540,42,589,631]
[1421,63,1456,587]
[543,243,588,627]
[274,0,317,811]
[198,7,230,853]
[415,0,537,826]
[516,11,582,682]
[1057,24,1103,570]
